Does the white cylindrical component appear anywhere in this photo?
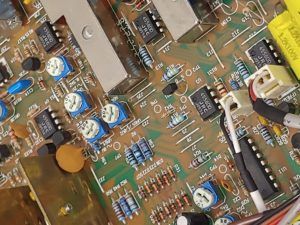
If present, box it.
[284,113,300,129]
[46,56,64,77]
[176,216,189,225]
[81,119,100,139]
[192,187,214,209]
[250,190,267,213]
[101,103,120,124]
[64,92,83,113]
[214,217,233,225]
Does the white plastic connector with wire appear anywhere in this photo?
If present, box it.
[245,64,297,99]
[220,90,253,117]
[224,97,267,213]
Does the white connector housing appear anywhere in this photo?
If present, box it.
[244,65,297,99]
[219,90,253,117]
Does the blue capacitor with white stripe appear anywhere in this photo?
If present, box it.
[7,79,32,95]
[0,100,8,122]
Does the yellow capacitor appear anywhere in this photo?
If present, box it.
[285,0,300,24]
[272,125,283,137]
[258,116,269,126]
[268,11,300,79]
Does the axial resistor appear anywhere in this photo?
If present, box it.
[155,173,164,189]
[236,127,246,139]
[162,201,172,218]
[30,40,39,54]
[167,113,186,128]
[124,147,138,170]
[234,59,251,80]
[144,181,153,196]
[124,191,139,215]
[112,198,126,224]
[214,80,228,97]
[137,185,148,200]
[229,79,240,90]
[189,154,208,169]
[150,177,159,193]
[139,46,153,68]
[131,142,146,165]
[23,45,32,58]
[8,128,21,149]
[25,137,33,147]
[272,125,283,137]
[138,137,153,161]
[118,193,133,219]
[161,169,170,186]
[84,73,96,86]
[151,209,161,223]
[168,198,177,214]
[162,66,180,81]
[38,80,47,91]
[14,49,23,62]
[174,193,184,209]
[63,110,72,123]
[156,206,166,222]
[258,115,269,126]
[294,151,300,165]
[259,125,275,147]
[166,166,176,181]
[180,190,192,206]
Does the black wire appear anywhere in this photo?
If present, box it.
[220,112,234,151]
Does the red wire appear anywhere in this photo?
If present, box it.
[266,213,286,225]
[249,80,257,101]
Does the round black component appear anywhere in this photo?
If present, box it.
[21,57,41,71]
[51,130,72,147]
[291,133,300,149]
[37,143,57,156]
[277,102,296,114]
[175,212,210,225]
[0,144,10,161]
[162,82,178,95]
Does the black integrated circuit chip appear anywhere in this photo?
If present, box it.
[248,39,281,69]
[190,86,220,120]
[134,10,161,44]
[34,109,58,139]
[239,138,278,199]
[35,21,61,53]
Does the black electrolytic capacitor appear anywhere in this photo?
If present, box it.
[175,212,211,225]
[22,57,41,71]
[162,82,178,95]
[291,133,300,149]
[51,130,72,147]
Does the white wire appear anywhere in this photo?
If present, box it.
[224,97,241,154]
[283,114,300,129]
[252,71,270,99]
[278,196,300,225]
[224,97,267,213]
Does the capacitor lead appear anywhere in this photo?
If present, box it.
[118,193,133,219]
[167,113,187,128]
[139,46,153,68]
[131,141,146,165]
[162,66,180,81]
[124,147,138,170]
[138,137,153,161]
[124,190,139,215]
[167,166,176,181]
[112,198,126,224]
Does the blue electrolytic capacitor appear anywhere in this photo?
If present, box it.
[0,100,8,122]
[7,79,32,95]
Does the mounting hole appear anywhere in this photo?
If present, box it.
[82,26,94,40]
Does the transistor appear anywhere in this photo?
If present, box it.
[190,86,220,120]
[247,39,282,69]
[162,82,178,95]
[35,21,62,53]
[134,9,162,44]
[0,144,10,162]
[51,130,72,147]
[37,143,57,156]
[34,108,61,139]
[21,57,41,71]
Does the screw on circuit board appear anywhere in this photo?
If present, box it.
[166,165,176,181]
[180,190,192,206]
[162,201,172,218]
[144,181,153,196]
[111,197,126,224]
[174,193,184,210]
[155,173,164,189]
[161,169,170,186]
[150,177,159,194]
[124,190,139,215]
